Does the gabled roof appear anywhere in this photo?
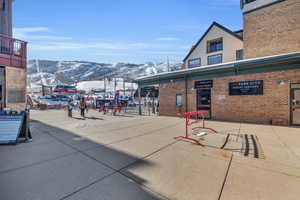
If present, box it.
[183,21,243,62]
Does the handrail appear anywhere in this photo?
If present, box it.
[0,34,27,43]
[0,35,27,58]
[0,35,27,68]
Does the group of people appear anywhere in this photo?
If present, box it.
[67,97,88,118]
[98,101,122,115]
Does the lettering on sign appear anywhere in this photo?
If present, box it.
[195,80,213,89]
[229,80,263,96]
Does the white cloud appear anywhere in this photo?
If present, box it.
[13,27,72,41]
[13,27,49,34]
[157,37,179,41]
[23,35,72,41]
[13,27,49,39]
[29,42,150,51]
[95,52,130,57]
[28,41,189,51]
[17,27,189,61]
[143,51,185,55]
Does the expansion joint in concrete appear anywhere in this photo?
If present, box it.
[218,153,233,200]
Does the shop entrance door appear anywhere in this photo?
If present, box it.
[291,88,300,125]
[196,89,211,119]
[0,67,5,110]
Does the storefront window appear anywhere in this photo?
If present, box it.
[176,94,183,106]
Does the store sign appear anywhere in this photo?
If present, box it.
[195,80,213,89]
[140,87,159,98]
[229,80,264,96]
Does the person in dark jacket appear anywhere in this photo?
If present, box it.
[67,99,74,117]
[79,97,86,118]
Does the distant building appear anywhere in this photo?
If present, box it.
[136,0,300,126]
[0,0,27,111]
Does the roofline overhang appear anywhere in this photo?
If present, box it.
[135,51,300,84]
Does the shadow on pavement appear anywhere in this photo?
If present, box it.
[85,116,104,120]
[0,119,167,200]
[70,117,86,120]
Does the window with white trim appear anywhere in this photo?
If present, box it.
[208,54,222,65]
[188,58,201,68]
[176,94,183,106]
[207,38,223,53]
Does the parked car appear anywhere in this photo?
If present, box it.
[52,94,70,102]
[53,85,77,93]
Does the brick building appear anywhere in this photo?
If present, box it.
[135,0,300,126]
[0,0,27,111]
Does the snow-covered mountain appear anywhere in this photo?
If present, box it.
[27,60,182,86]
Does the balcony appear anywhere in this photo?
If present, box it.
[0,34,27,68]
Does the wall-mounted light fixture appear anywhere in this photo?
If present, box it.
[277,80,287,85]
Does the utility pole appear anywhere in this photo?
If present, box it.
[114,77,117,94]
[104,77,106,100]
[131,81,134,97]
[138,85,142,115]
[123,78,126,97]
[167,56,170,72]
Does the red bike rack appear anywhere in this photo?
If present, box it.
[175,110,218,146]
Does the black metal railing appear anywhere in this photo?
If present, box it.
[0,34,27,58]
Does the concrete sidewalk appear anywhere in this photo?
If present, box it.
[0,110,299,200]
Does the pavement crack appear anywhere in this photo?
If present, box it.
[217,153,233,200]
[59,171,117,200]
[0,151,78,175]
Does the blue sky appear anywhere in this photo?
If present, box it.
[13,0,242,64]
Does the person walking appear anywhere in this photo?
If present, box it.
[104,101,109,114]
[67,99,74,117]
[79,97,86,118]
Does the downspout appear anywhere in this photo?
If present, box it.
[158,76,161,116]
[185,75,188,113]
[234,64,239,76]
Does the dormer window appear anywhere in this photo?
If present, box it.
[207,38,223,53]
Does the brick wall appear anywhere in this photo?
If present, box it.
[243,0,300,59]
[158,69,300,124]
[159,81,187,117]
